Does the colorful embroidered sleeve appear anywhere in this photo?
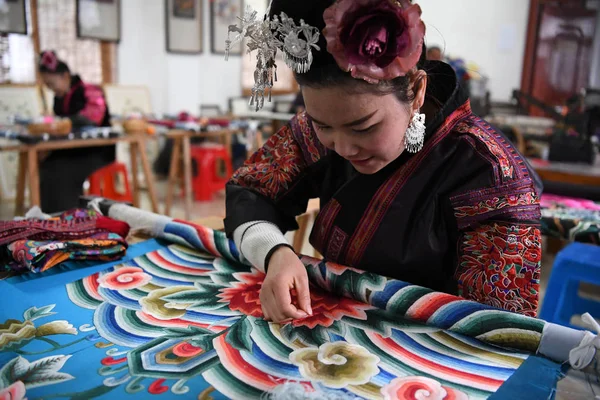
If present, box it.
[224,113,328,235]
[455,220,542,317]
[451,118,542,317]
[79,84,107,125]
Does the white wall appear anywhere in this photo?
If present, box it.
[420,0,530,102]
[117,0,242,115]
[117,0,532,108]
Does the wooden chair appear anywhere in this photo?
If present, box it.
[293,198,321,257]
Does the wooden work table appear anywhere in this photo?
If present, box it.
[2,127,240,221]
[0,132,159,216]
[530,158,600,186]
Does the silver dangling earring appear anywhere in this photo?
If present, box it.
[404,110,426,153]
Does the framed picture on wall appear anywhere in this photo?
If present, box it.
[210,0,243,55]
[0,0,27,35]
[76,0,121,42]
[173,0,195,19]
[165,0,203,54]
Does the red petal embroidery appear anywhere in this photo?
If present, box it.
[148,379,169,395]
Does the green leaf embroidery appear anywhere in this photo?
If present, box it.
[22,305,57,322]
[0,357,20,388]
[280,324,299,343]
[309,326,330,345]
[329,270,386,303]
[11,356,29,378]
[279,325,318,347]
[0,355,73,390]
[252,318,270,327]
[22,372,74,389]
[164,326,213,338]
[213,258,251,274]
[279,324,331,347]
[188,335,215,352]
[162,285,224,308]
[225,317,253,353]
[328,320,347,337]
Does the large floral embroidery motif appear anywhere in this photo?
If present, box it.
[456,222,541,317]
[289,341,380,389]
[217,269,373,328]
[51,242,531,399]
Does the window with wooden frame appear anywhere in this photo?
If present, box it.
[0,0,35,84]
[0,0,116,86]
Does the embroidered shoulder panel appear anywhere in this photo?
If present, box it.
[229,114,327,201]
[456,221,541,317]
[450,118,540,226]
[230,125,304,200]
[454,117,531,185]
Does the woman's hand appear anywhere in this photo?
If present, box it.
[260,246,313,323]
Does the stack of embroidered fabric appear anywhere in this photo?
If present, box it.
[0,208,130,275]
[540,194,600,244]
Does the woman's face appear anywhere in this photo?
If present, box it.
[41,72,70,97]
[303,84,421,175]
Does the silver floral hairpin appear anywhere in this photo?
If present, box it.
[271,13,320,74]
[225,4,320,111]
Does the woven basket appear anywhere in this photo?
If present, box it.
[123,119,148,134]
[27,119,72,136]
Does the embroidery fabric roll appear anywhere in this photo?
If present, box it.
[102,202,587,360]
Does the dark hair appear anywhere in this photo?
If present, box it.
[269,0,429,105]
[427,46,442,53]
[38,50,70,74]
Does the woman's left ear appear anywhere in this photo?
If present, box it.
[412,70,428,112]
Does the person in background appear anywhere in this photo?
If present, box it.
[426,45,443,61]
[38,50,114,213]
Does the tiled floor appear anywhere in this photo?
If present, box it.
[1,184,597,321]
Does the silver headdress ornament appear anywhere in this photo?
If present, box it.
[225,2,320,111]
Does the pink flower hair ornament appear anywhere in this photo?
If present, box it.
[40,51,59,72]
[223,0,425,110]
[323,0,426,84]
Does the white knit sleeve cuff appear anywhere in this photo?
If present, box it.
[233,221,290,272]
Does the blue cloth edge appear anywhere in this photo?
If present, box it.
[489,355,565,400]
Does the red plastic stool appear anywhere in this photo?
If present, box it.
[87,162,133,203]
[190,144,233,201]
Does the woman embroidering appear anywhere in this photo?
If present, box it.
[38,50,115,213]
[224,0,543,322]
